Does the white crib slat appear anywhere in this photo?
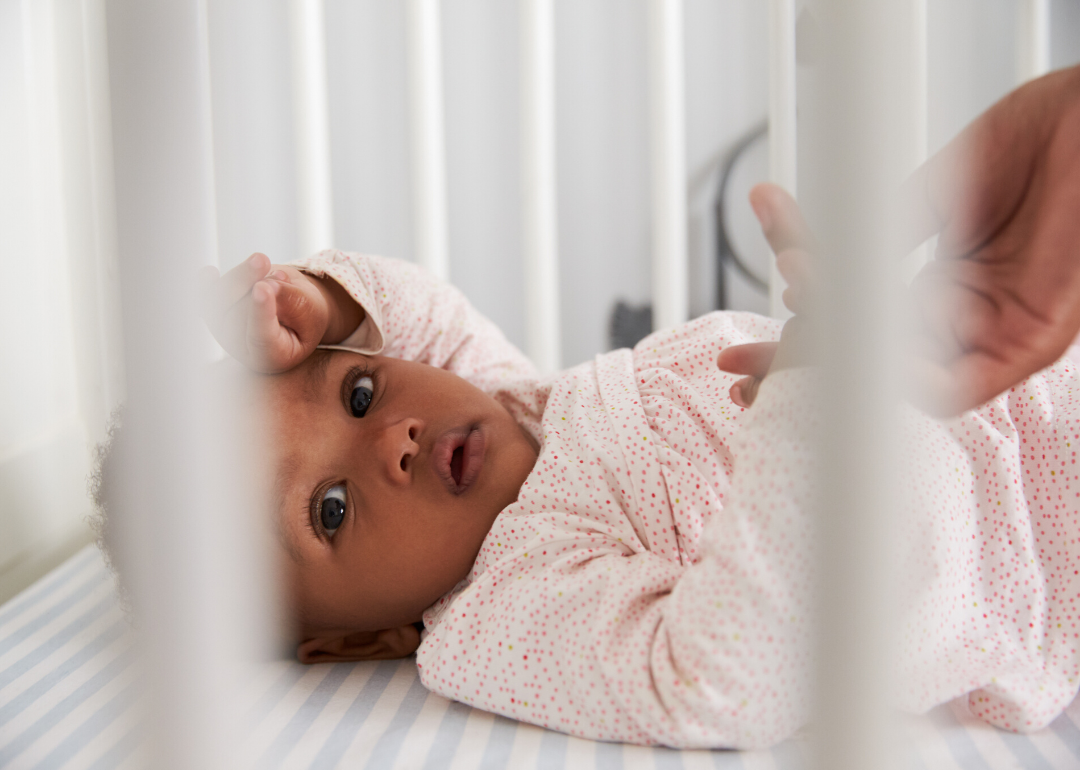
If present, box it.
[105,2,280,768]
[913,0,928,164]
[407,0,451,281]
[895,0,931,284]
[908,0,930,277]
[767,0,796,320]
[289,0,336,258]
[1017,0,1051,84]
[105,2,230,768]
[806,3,925,769]
[521,0,561,373]
[647,0,689,333]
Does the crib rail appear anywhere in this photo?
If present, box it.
[407,0,451,283]
[290,0,336,257]
[521,0,561,373]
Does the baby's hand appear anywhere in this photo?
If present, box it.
[751,182,817,317]
[717,316,811,407]
[201,253,359,373]
[717,183,816,406]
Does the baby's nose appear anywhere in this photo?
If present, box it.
[380,418,423,485]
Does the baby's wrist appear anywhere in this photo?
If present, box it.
[310,272,364,345]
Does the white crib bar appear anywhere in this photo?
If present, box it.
[1017,0,1051,84]
[81,0,127,416]
[407,0,451,281]
[289,0,336,257]
[905,0,931,279]
[913,0,928,164]
[647,0,689,332]
[767,0,797,320]
[808,3,925,768]
[104,1,245,767]
[521,0,562,373]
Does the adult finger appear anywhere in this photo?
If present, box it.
[907,318,1068,417]
[897,68,1077,255]
[907,350,1022,418]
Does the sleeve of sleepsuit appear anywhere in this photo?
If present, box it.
[416,368,821,749]
[291,250,538,395]
[657,368,820,746]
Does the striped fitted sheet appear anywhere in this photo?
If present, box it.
[2,546,1080,769]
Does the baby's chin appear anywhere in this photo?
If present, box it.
[515,418,541,456]
[483,417,539,512]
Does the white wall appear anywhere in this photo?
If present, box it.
[207,0,301,269]
[206,0,1080,368]
[3,0,1080,602]
[1053,0,1080,68]
[208,0,773,366]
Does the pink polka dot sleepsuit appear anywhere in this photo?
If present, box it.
[295,250,1080,748]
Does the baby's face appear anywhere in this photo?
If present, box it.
[266,350,538,637]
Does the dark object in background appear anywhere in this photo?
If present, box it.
[713,121,769,311]
[607,121,769,352]
[609,301,653,350]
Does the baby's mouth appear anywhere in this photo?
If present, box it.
[450,446,464,486]
[432,426,486,494]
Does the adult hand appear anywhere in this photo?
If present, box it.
[200,253,363,373]
[905,65,1080,416]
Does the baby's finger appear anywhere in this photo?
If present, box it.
[716,341,779,379]
[245,280,291,368]
[213,253,273,310]
[730,376,762,408]
[776,248,816,315]
[776,248,812,287]
[749,183,816,256]
[272,279,321,341]
[782,286,804,315]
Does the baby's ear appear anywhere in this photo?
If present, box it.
[297,625,421,663]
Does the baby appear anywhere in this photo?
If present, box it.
[179,185,1080,748]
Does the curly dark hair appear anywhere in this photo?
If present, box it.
[87,406,134,620]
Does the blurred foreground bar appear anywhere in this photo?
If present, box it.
[803,2,924,769]
[106,1,275,767]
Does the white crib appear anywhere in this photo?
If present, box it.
[2,1,1079,768]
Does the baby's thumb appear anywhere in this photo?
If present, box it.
[273,279,325,345]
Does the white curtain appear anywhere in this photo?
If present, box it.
[0,0,123,587]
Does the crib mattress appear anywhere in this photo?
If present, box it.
[1,546,1079,769]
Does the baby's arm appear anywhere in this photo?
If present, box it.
[201,252,363,372]
[416,368,820,749]
[291,250,538,395]
[202,250,538,399]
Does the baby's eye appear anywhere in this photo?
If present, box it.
[321,485,346,536]
[350,375,374,418]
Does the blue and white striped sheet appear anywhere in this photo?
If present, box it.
[2,546,1079,769]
